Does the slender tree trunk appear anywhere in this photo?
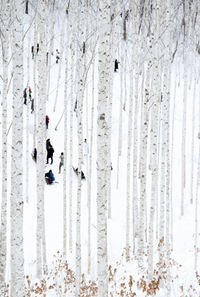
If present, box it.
[190,76,197,204]
[63,18,69,259]
[181,1,189,216]
[68,39,75,252]
[46,1,55,101]
[25,20,31,203]
[97,0,111,295]
[53,17,65,112]
[0,0,10,289]
[10,0,25,295]
[33,3,38,149]
[75,0,85,295]
[87,59,95,275]
[138,62,150,269]
[36,0,47,278]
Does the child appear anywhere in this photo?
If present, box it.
[59,152,64,173]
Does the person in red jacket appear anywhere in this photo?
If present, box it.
[46,115,50,129]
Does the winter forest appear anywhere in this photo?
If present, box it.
[0,0,200,296]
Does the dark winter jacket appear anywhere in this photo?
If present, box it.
[47,147,54,157]
[46,139,51,150]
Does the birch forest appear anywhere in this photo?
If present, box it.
[0,0,200,296]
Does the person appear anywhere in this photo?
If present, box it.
[46,115,50,129]
[37,43,39,54]
[45,170,55,184]
[46,145,54,164]
[31,98,34,113]
[32,148,37,162]
[73,167,86,180]
[83,138,89,158]
[110,162,113,171]
[23,88,27,105]
[59,152,64,173]
[46,138,51,151]
[46,52,49,65]
[56,49,60,63]
[31,45,34,59]
[114,59,119,72]
[74,99,77,114]
[29,87,32,101]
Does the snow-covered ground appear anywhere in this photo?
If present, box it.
[1,18,200,296]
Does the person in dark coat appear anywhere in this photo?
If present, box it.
[32,148,37,162]
[46,145,54,164]
[56,49,60,63]
[45,170,55,184]
[37,43,39,54]
[46,115,50,129]
[23,88,27,105]
[46,138,51,151]
[31,46,34,59]
[114,59,119,72]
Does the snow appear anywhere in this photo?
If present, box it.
[1,15,200,297]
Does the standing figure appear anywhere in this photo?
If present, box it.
[46,52,49,65]
[31,45,34,59]
[23,88,27,105]
[59,152,64,173]
[31,98,34,113]
[46,115,50,129]
[114,59,119,72]
[29,87,32,100]
[56,49,60,63]
[37,43,39,54]
[46,145,54,164]
[83,138,89,158]
[46,138,51,151]
[32,148,37,162]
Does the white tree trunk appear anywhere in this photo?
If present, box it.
[138,62,150,269]
[97,0,111,295]
[0,0,10,288]
[25,20,31,203]
[68,40,75,252]
[46,1,55,101]
[33,5,38,149]
[10,0,24,295]
[75,0,85,295]
[53,17,65,112]
[181,1,189,216]
[87,59,95,275]
[116,54,123,189]
[36,0,47,278]
[190,77,197,204]
[148,0,161,280]
[63,18,69,259]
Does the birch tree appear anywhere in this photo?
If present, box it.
[181,0,189,216]
[0,0,10,290]
[10,0,24,295]
[147,0,160,280]
[63,15,69,260]
[36,0,47,278]
[97,0,111,295]
[75,0,85,294]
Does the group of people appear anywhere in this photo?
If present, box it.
[32,135,89,185]
[23,87,34,113]
[31,43,40,59]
